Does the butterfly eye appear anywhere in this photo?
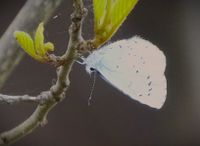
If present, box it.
[90,67,95,71]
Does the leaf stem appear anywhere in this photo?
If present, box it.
[0,93,43,104]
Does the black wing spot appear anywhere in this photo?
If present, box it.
[139,94,143,97]
[116,65,119,69]
[149,88,152,91]
[148,93,151,96]
[136,70,139,73]
[147,75,150,79]
[148,81,152,86]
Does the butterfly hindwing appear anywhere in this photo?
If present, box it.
[87,36,166,109]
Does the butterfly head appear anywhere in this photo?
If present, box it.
[84,51,102,75]
[85,59,96,74]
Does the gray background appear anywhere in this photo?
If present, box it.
[0,0,200,146]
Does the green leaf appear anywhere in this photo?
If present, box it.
[34,22,45,56]
[14,22,55,63]
[93,0,138,47]
[43,42,54,52]
[14,31,42,61]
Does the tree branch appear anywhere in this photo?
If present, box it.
[0,0,86,145]
[0,93,49,105]
[0,0,64,89]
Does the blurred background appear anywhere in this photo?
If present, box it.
[0,0,200,146]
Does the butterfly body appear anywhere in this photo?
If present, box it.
[84,36,166,109]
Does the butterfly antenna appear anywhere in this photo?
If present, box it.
[88,71,97,106]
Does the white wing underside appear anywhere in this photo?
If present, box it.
[86,36,167,109]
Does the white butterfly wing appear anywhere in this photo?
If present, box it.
[86,36,167,109]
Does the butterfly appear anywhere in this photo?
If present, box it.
[82,36,167,109]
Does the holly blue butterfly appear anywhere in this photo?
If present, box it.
[83,36,167,109]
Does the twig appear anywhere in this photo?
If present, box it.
[0,0,64,89]
[0,0,86,145]
[0,93,48,105]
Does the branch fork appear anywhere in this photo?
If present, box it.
[0,0,88,145]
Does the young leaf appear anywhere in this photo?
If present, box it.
[14,31,42,61]
[34,22,45,56]
[93,0,138,47]
[43,42,54,52]
[14,22,55,63]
